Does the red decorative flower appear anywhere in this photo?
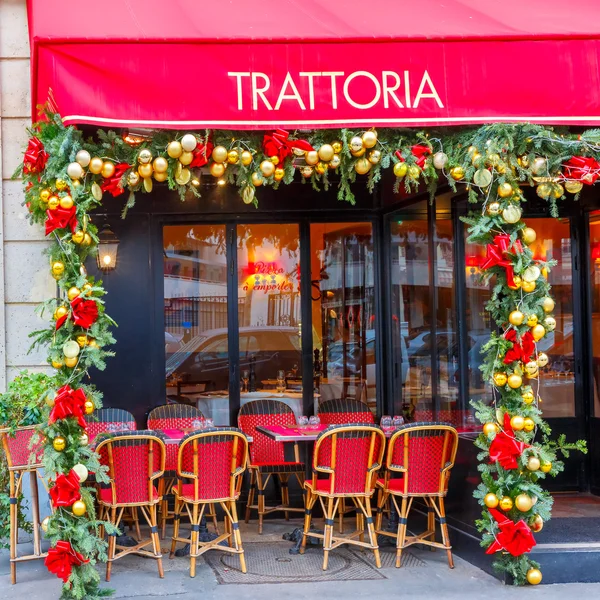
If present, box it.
[45,206,78,236]
[49,385,87,428]
[485,508,536,556]
[23,137,49,174]
[489,413,530,470]
[100,163,130,197]
[190,141,214,168]
[70,296,98,329]
[49,470,81,508]
[45,540,88,583]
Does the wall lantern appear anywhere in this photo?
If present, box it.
[97,223,120,271]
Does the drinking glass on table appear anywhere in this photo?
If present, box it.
[380,415,392,429]
[392,415,404,428]
[276,370,286,394]
[242,370,250,393]
[204,418,214,429]
[192,418,204,431]
[308,415,321,429]
[298,415,309,427]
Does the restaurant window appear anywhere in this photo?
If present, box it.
[310,223,376,415]
[591,212,600,417]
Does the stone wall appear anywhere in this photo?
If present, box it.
[0,0,53,392]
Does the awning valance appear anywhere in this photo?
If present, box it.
[28,0,600,130]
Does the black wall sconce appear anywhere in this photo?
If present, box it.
[97,223,120,271]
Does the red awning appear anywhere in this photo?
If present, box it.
[28,0,600,130]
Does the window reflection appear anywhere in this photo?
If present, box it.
[590,213,600,416]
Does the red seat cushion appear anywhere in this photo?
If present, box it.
[306,478,374,495]
[251,461,305,474]
[377,477,405,493]
[99,485,159,506]
[176,482,240,502]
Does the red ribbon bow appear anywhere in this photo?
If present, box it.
[503,330,535,364]
[45,540,88,583]
[489,413,530,470]
[56,312,68,331]
[49,470,81,508]
[563,156,600,185]
[100,163,130,197]
[481,234,523,288]
[190,140,214,168]
[70,296,98,329]
[23,137,49,174]
[49,385,87,428]
[45,206,78,236]
[485,508,536,556]
[263,129,314,164]
[394,144,431,167]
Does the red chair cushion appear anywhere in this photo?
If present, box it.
[177,482,240,502]
[99,485,159,505]
[376,477,405,493]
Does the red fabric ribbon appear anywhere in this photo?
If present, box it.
[49,385,87,428]
[481,234,523,288]
[70,296,98,329]
[100,163,130,197]
[23,137,49,174]
[190,140,214,168]
[563,156,600,185]
[45,540,88,583]
[411,144,432,167]
[45,206,77,236]
[503,330,535,364]
[56,314,68,331]
[49,470,81,508]
[263,129,314,164]
[489,413,530,470]
[485,508,536,556]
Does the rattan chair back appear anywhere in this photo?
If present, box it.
[0,425,44,470]
[318,398,375,425]
[147,403,204,431]
[85,408,136,443]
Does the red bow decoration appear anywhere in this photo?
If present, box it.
[70,296,98,329]
[481,234,523,288]
[485,508,536,556]
[23,137,49,174]
[190,140,214,168]
[45,206,77,236]
[49,385,87,428]
[394,145,431,167]
[503,330,535,364]
[263,129,314,164]
[489,413,530,470]
[100,163,130,197]
[563,156,600,185]
[56,312,68,331]
[49,470,81,508]
[45,540,88,583]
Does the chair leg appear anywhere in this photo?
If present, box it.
[339,498,346,534]
[106,507,118,582]
[322,497,335,571]
[149,505,164,578]
[363,497,381,568]
[209,503,219,535]
[425,497,436,550]
[395,497,410,568]
[131,507,142,542]
[356,502,365,544]
[280,474,290,521]
[375,488,386,531]
[437,497,454,569]
[256,473,266,535]
[170,497,182,558]
[230,500,246,574]
[300,489,316,555]
[190,504,200,578]
[245,469,256,524]
[9,472,17,585]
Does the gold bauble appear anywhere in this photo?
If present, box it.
[40,189,51,202]
[499,496,513,511]
[84,400,94,415]
[305,151,319,166]
[80,433,89,446]
[484,493,499,509]
[51,261,65,277]
[509,310,525,326]
[137,149,152,164]
[332,141,343,154]
[88,340,99,349]
[493,372,508,387]
[67,162,84,180]
[210,162,226,178]
[527,457,541,471]
[180,134,197,152]
[523,265,541,283]
[523,417,535,432]
[51,360,64,369]
[450,166,465,180]
[497,182,514,198]
[174,169,190,186]
[525,361,539,375]
[544,316,556,331]
[354,158,372,175]
[54,306,68,321]
[467,145,478,155]
[55,180,67,192]
[41,516,51,533]
[72,463,88,483]
[48,196,60,210]
[508,276,522,290]
[502,205,522,224]
[242,186,255,204]
[89,157,104,174]
[483,422,499,436]
[274,168,285,181]
[227,150,239,164]
[540,461,552,473]
[260,160,275,177]
[522,390,535,404]
[137,163,153,178]
[517,155,529,168]
[241,150,253,166]
[67,287,81,301]
[153,157,168,173]
[101,162,116,178]
[128,171,140,187]
[552,183,564,199]
[487,153,501,167]
[537,352,549,367]
[393,162,408,178]
[167,141,183,159]
[515,493,533,512]
[82,233,92,247]
[329,154,341,169]
[542,297,555,313]
[510,415,525,430]
[526,568,542,585]
[433,152,448,169]
[368,149,382,164]
[361,130,378,148]
[507,374,523,389]
[300,166,313,178]
[522,227,537,245]
[82,282,93,295]
[251,172,264,187]
[531,157,547,175]
[350,136,364,153]
[72,500,86,517]
[179,151,193,166]
[153,171,167,183]
[530,514,544,533]
[536,183,552,199]
[487,201,501,216]
[473,168,492,188]
[526,314,538,327]
[76,335,88,348]
[212,146,228,164]
[318,144,335,162]
[522,280,536,293]
[315,162,327,175]
[408,165,421,179]
[74,149,91,168]
[565,180,584,194]
[471,151,483,167]
[59,195,74,210]
[64,357,78,368]
[53,436,66,452]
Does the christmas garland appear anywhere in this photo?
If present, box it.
[15,112,596,595]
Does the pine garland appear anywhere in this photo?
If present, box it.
[14,111,595,593]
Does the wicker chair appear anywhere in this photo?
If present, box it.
[0,426,46,584]
[96,431,166,581]
[375,422,459,568]
[85,408,136,444]
[147,404,217,537]
[170,428,248,577]
[318,399,375,533]
[300,424,385,570]
[238,400,305,534]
